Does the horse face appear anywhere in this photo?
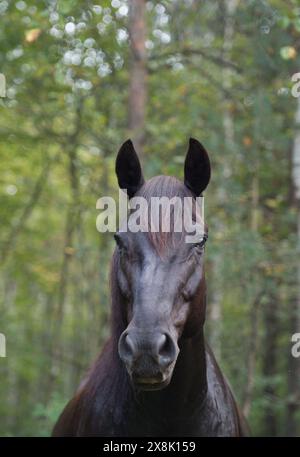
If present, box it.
[116,230,206,390]
[115,138,210,391]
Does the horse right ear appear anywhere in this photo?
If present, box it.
[184,138,211,196]
[115,140,145,199]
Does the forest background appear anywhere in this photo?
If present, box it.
[0,0,300,436]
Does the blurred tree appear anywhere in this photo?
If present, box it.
[128,0,147,156]
[287,93,300,435]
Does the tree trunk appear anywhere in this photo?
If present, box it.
[46,99,83,399]
[242,169,260,418]
[209,0,238,359]
[222,0,238,156]
[242,292,261,418]
[262,289,278,436]
[128,0,147,157]
[286,96,300,436]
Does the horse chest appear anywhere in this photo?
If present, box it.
[115,402,207,437]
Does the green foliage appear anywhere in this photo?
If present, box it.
[32,393,67,437]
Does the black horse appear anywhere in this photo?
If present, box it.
[53,139,249,436]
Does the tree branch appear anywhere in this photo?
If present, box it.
[149,46,243,73]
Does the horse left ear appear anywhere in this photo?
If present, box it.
[115,139,145,199]
[184,138,211,196]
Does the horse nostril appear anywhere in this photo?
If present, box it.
[118,332,136,363]
[157,334,167,355]
[125,334,135,354]
[157,333,176,367]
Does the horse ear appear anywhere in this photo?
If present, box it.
[184,138,211,196]
[115,140,145,199]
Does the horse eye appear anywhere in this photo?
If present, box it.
[114,233,127,251]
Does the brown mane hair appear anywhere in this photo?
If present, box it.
[135,175,205,256]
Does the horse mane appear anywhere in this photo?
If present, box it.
[135,175,202,256]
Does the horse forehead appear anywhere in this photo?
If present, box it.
[135,244,187,279]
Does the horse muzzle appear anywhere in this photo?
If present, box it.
[118,329,179,390]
